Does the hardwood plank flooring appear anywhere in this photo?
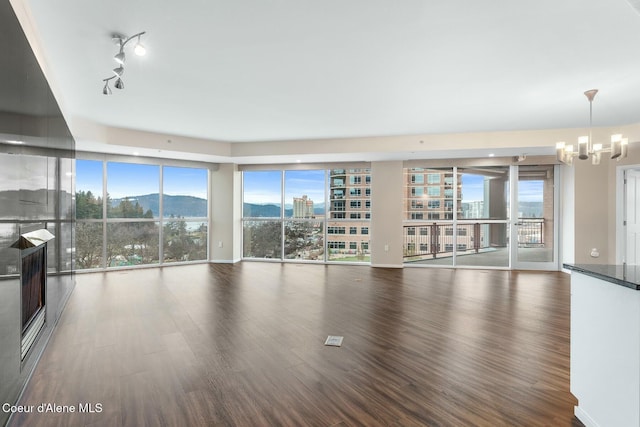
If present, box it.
[9,263,582,426]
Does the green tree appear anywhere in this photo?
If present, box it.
[244,221,281,258]
[76,190,102,219]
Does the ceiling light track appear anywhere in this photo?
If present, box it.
[102,31,146,95]
[556,89,628,165]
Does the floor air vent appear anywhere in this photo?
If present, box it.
[324,335,344,347]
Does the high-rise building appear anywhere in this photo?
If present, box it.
[403,168,468,259]
[403,167,514,261]
[404,168,462,220]
[462,200,484,219]
[327,169,371,261]
[293,195,314,218]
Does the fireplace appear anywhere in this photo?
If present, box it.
[11,227,55,360]
[21,245,47,359]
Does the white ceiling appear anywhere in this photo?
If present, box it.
[14,0,640,162]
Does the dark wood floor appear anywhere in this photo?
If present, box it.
[9,263,582,427]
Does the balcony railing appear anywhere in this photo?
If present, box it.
[403,223,484,259]
[403,218,545,260]
[516,218,545,247]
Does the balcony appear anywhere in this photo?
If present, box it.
[402,218,546,266]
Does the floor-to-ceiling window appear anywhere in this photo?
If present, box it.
[107,162,160,267]
[75,159,104,269]
[162,166,208,263]
[327,168,371,262]
[242,170,283,259]
[242,167,371,263]
[404,165,510,268]
[511,164,558,269]
[455,166,510,267]
[284,170,325,260]
[403,168,456,266]
[75,157,209,270]
[403,163,557,269]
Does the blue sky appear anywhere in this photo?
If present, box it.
[243,170,283,205]
[242,170,544,204]
[77,162,543,205]
[461,174,484,203]
[461,174,543,203]
[76,160,208,199]
[518,180,543,202]
[243,170,328,206]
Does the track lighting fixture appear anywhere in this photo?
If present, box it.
[101,31,146,95]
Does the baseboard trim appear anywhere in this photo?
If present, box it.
[371,264,404,269]
[574,405,600,427]
[209,259,242,264]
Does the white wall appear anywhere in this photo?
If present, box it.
[573,159,610,264]
[562,141,640,265]
[210,163,242,262]
[370,161,404,267]
[560,164,575,266]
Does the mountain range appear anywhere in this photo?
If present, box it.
[110,194,207,218]
[109,194,328,218]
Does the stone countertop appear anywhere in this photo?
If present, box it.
[564,263,640,290]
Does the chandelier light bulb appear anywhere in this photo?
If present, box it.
[621,138,629,158]
[578,136,588,159]
[611,134,622,159]
[556,142,565,162]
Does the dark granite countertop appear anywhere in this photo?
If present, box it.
[563,264,640,290]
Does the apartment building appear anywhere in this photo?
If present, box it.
[327,169,371,261]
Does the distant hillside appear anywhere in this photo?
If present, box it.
[243,203,326,217]
[518,201,544,218]
[111,194,207,217]
[243,203,281,217]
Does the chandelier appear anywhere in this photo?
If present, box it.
[556,89,628,165]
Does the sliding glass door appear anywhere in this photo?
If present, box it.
[404,164,559,270]
[510,165,559,270]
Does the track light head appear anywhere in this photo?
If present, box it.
[112,66,124,77]
[102,80,112,95]
[114,78,124,90]
[114,49,125,64]
[134,36,146,56]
